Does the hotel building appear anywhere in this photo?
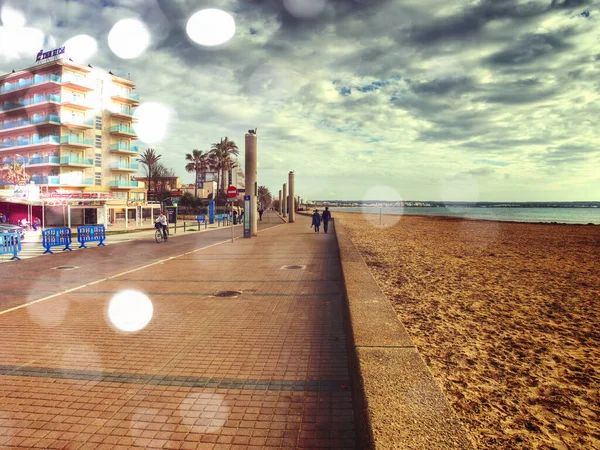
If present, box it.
[0,54,155,227]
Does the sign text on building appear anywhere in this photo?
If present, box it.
[36,46,66,63]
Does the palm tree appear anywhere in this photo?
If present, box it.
[2,162,30,186]
[258,185,272,210]
[185,149,210,198]
[210,137,239,194]
[136,148,161,201]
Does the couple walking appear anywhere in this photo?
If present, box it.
[311,207,331,233]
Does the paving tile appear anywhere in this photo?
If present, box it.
[0,213,355,449]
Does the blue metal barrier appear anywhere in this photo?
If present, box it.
[41,228,72,254]
[0,232,21,260]
[196,215,208,229]
[77,225,106,249]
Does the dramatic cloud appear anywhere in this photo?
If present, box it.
[0,0,598,201]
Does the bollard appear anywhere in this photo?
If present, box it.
[184,222,186,233]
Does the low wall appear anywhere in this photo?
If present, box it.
[334,219,475,449]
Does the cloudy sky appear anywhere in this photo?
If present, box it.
[1,0,599,202]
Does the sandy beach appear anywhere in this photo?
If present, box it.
[335,212,600,449]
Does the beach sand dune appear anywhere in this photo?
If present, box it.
[336,212,600,450]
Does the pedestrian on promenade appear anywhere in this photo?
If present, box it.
[0,212,5,223]
[311,209,321,233]
[321,207,331,233]
[32,217,41,231]
[259,208,264,221]
[239,210,244,222]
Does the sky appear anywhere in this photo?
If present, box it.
[0,0,599,202]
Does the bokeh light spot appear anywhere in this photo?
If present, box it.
[108,290,153,332]
[1,5,26,29]
[362,185,403,228]
[133,102,172,144]
[64,34,97,63]
[108,18,150,59]
[186,9,236,47]
[283,0,327,19]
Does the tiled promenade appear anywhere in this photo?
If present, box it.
[0,212,356,449]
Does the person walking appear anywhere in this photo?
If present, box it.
[258,208,264,221]
[311,209,321,233]
[321,206,331,233]
[0,212,5,223]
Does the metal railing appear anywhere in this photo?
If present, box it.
[112,91,139,101]
[0,135,60,149]
[60,136,94,146]
[109,143,139,153]
[60,156,94,166]
[1,94,61,112]
[0,74,61,95]
[109,162,139,170]
[110,125,136,135]
[109,180,139,187]
[0,114,61,131]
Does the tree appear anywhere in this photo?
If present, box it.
[2,162,30,186]
[185,149,210,198]
[258,185,272,210]
[152,163,175,194]
[210,137,239,194]
[137,148,161,201]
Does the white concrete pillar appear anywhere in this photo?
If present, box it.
[288,171,295,223]
[282,183,287,218]
[245,132,258,236]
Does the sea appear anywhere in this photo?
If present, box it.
[330,207,600,225]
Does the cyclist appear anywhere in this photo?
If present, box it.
[155,211,168,240]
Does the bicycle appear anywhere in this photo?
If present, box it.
[155,225,168,243]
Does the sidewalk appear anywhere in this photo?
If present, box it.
[0,212,356,449]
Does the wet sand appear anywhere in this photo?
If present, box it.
[335,212,600,449]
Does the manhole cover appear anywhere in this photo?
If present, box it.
[281,265,306,270]
[213,290,242,298]
[53,265,79,270]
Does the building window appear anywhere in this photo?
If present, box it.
[95,135,101,148]
[95,154,101,167]
[95,173,101,186]
[95,116,102,130]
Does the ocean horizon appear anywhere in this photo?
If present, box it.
[330,206,600,225]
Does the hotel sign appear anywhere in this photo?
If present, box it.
[35,46,66,63]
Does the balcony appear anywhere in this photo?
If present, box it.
[109,143,139,155]
[111,91,140,104]
[111,107,135,121]
[110,180,139,188]
[60,156,94,167]
[28,156,61,167]
[62,75,93,92]
[48,175,93,186]
[62,97,93,111]
[60,136,93,147]
[0,135,60,151]
[110,124,137,138]
[1,94,62,113]
[109,162,139,172]
[0,74,61,96]
[0,114,61,134]
[61,117,94,130]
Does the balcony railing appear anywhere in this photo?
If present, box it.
[0,74,61,95]
[0,114,61,131]
[60,136,94,146]
[0,135,60,150]
[62,75,90,89]
[109,143,139,153]
[112,91,139,101]
[110,180,139,187]
[110,162,139,170]
[60,156,94,166]
[2,156,60,166]
[1,94,61,112]
[62,97,92,109]
[61,118,94,127]
[110,125,136,135]
[47,176,93,186]
[112,107,135,116]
